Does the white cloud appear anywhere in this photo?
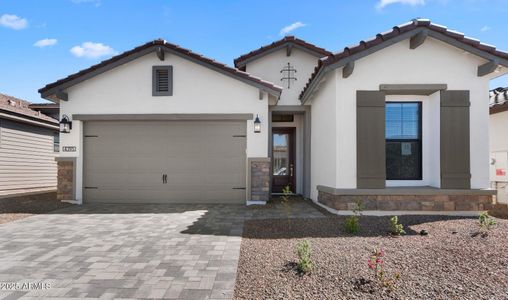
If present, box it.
[34,38,58,48]
[279,21,306,36]
[376,0,425,9]
[70,42,117,58]
[0,14,28,30]
[481,25,491,32]
[71,0,102,6]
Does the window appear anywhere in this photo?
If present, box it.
[152,66,173,96]
[386,102,422,180]
[272,114,294,123]
[53,132,59,152]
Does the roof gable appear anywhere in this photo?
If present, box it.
[300,19,508,103]
[39,40,282,102]
[234,36,332,68]
[0,93,58,126]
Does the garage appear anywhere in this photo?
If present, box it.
[83,120,246,204]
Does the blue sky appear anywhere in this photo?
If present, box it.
[1,0,508,103]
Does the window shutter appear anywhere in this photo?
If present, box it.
[440,90,470,189]
[152,66,173,96]
[357,91,386,188]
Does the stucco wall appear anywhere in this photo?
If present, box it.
[310,71,337,200]
[59,51,270,202]
[490,111,508,152]
[245,47,320,106]
[310,37,493,198]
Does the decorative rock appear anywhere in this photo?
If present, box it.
[420,229,429,236]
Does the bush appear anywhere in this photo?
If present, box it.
[389,216,405,236]
[479,211,496,231]
[296,240,313,274]
[345,215,360,234]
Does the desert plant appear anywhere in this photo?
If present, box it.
[281,184,293,228]
[389,216,405,236]
[344,200,363,234]
[345,215,360,234]
[479,211,496,231]
[368,247,400,292]
[296,240,313,274]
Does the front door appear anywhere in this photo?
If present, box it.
[272,128,295,193]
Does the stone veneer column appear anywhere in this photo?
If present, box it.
[249,158,271,202]
[56,158,75,201]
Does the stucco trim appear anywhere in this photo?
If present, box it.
[317,185,496,196]
[380,84,447,95]
[72,114,254,121]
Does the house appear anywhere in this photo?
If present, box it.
[0,93,59,196]
[489,87,508,204]
[39,19,508,211]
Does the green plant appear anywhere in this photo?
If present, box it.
[479,211,496,231]
[368,247,400,292]
[296,240,313,274]
[389,216,405,236]
[345,215,360,234]
[344,200,363,234]
[281,184,293,228]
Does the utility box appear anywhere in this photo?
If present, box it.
[491,151,508,182]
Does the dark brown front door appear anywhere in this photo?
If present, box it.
[272,127,295,193]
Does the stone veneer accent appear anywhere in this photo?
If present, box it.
[249,158,270,202]
[318,191,494,211]
[57,160,74,201]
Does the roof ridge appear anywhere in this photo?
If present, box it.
[233,36,332,67]
[300,18,508,101]
[39,39,282,98]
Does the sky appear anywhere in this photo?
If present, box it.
[1,0,508,104]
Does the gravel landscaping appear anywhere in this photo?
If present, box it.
[234,215,508,299]
[0,192,71,224]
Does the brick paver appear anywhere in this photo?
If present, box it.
[0,200,324,299]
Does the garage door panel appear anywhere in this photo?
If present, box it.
[84,120,246,204]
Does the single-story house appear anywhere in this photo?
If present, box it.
[489,87,508,204]
[0,93,59,196]
[39,19,508,211]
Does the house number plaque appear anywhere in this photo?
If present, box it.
[62,146,77,152]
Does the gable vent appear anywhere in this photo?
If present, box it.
[152,66,173,96]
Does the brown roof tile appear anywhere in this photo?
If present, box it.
[300,19,508,101]
[40,39,282,98]
[0,93,58,124]
[233,36,332,68]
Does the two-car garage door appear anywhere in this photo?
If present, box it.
[83,121,246,204]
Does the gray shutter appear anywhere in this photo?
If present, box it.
[152,66,173,96]
[357,91,386,188]
[440,90,470,189]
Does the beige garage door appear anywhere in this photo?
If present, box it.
[83,121,246,204]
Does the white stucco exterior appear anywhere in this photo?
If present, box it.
[490,110,508,153]
[59,51,271,203]
[244,47,321,106]
[310,37,501,198]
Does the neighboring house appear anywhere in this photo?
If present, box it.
[0,93,59,195]
[28,103,60,120]
[489,87,508,204]
[39,19,508,211]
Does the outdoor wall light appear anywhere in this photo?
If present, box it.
[254,115,261,133]
[59,114,72,133]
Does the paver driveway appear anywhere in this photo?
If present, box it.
[0,201,324,300]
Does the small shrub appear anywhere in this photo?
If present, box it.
[368,247,400,292]
[479,211,496,231]
[344,200,363,234]
[389,216,405,236]
[281,184,292,228]
[345,215,360,234]
[296,240,313,274]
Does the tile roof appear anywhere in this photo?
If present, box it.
[0,93,58,124]
[39,39,282,99]
[233,36,332,68]
[300,19,508,101]
[490,87,508,114]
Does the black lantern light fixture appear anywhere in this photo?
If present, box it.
[254,115,261,133]
[59,114,72,133]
